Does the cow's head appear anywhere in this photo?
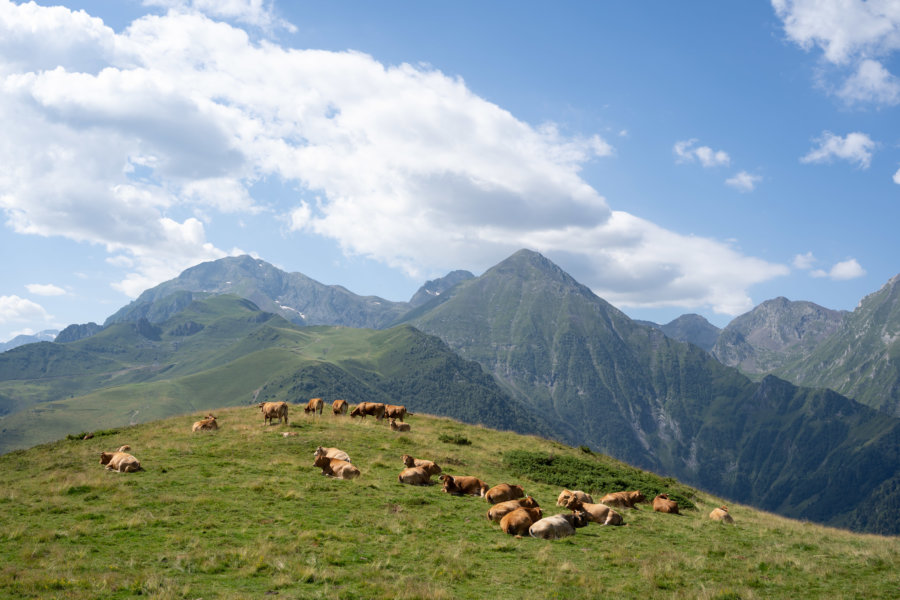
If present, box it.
[99,452,114,465]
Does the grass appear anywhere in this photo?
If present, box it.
[0,406,897,599]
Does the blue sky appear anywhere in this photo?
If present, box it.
[1,0,898,342]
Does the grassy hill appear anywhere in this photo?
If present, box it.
[0,407,896,599]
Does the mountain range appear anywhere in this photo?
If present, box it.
[1,250,898,534]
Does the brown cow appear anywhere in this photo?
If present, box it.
[99,451,142,473]
[304,397,324,415]
[529,512,590,539]
[398,466,432,486]
[384,404,408,421]
[257,401,289,426]
[314,446,351,462]
[332,399,349,415]
[565,497,624,526]
[556,489,594,506]
[401,454,441,476]
[192,414,218,432]
[709,506,734,524]
[485,483,525,504]
[349,402,385,420]
[313,455,360,480]
[500,507,543,536]
[440,474,489,497]
[487,497,540,522]
[653,494,679,514]
[389,418,410,432]
[600,490,645,509]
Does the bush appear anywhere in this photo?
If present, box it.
[438,433,471,446]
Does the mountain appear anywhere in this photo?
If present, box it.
[775,274,900,417]
[0,294,545,455]
[712,297,847,375]
[408,269,474,308]
[402,249,900,534]
[643,314,721,351]
[104,255,411,330]
[55,322,103,344]
[0,329,57,352]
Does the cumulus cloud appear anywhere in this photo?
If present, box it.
[0,295,51,325]
[673,139,731,167]
[772,0,900,106]
[811,258,866,280]
[0,1,788,316]
[25,284,67,296]
[893,166,900,184]
[800,131,876,168]
[142,0,295,31]
[725,171,762,192]
[792,251,817,270]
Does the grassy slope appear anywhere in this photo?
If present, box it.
[0,407,896,600]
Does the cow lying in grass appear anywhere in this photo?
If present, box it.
[500,507,543,536]
[440,474,489,497]
[401,454,441,476]
[487,497,540,522]
[653,494,679,514]
[313,455,360,480]
[529,512,590,539]
[564,497,624,526]
[556,489,594,506]
[99,451,142,473]
[389,418,410,432]
[315,446,351,462]
[398,466,432,485]
[600,490,644,509]
[709,506,734,523]
[191,414,218,432]
[485,483,525,504]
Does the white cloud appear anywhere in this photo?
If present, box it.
[0,1,788,316]
[811,258,866,280]
[772,0,900,106]
[800,131,876,168]
[25,284,67,296]
[725,171,762,192]
[893,166,900,184]
[674,139,731,167]
[0,295,51,324]
[142,0,294,32]
[838,59,900,105]
[792,251,817,270]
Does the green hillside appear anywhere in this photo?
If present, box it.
[0,295,542,455]
[0,408,896,599]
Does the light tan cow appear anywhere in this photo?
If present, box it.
[349,402,385,420]
[528,512,590,539]
[192,414,218,432]
[304,397,324,415]
[398,466,432,486]
[314,446,351,462]
[257,401,289,426]
[401,454,441,476]
[99,451,142,473]
[332,399,349,415]
[390,418,410,432]
[709,506,734,523]
[384,404,408,421]
[313,455,360,480]
[556,489,594,506]
[564,497,624,526]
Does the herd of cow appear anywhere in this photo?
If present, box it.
[96,397,736,539]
